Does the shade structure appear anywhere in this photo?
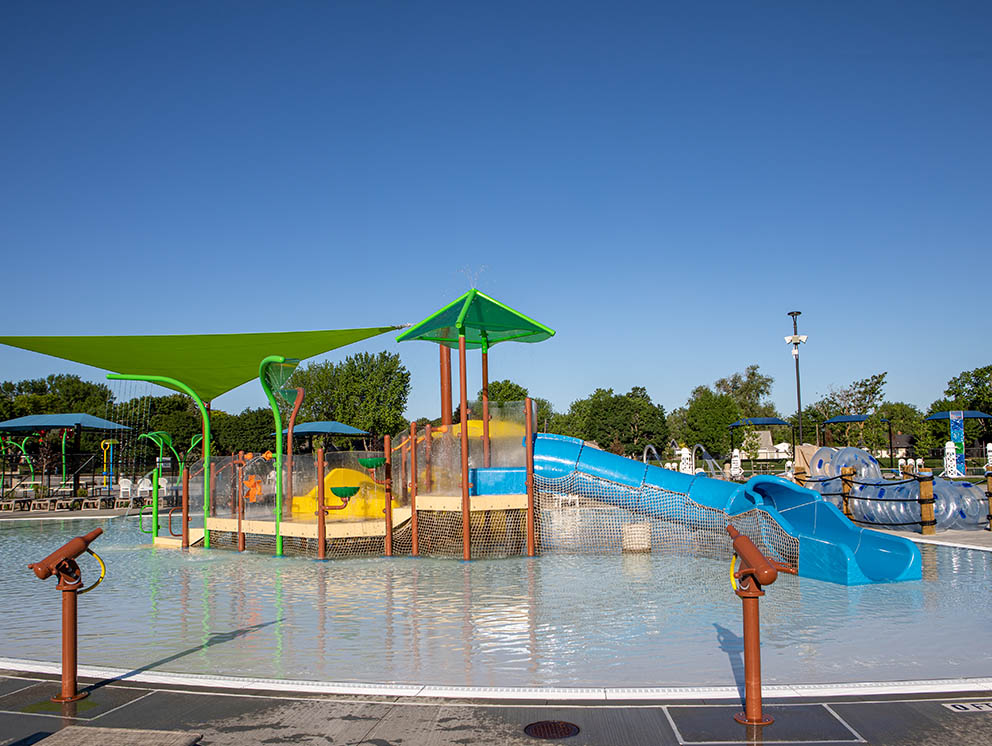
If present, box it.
[924,410,992,421]
[398,289,554,561]
[729,417,791,428]
[279,421,369,436]
[395,289,555,350]
[0,327,400,402]
[822,414,871,424]
[0,413,129,432]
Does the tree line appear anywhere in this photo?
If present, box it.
[2,357,989,469]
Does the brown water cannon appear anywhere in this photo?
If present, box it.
[28,528,103,581]
[727,525,778,596]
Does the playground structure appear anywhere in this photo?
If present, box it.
[0,296,927,587]
[0,413,131,509]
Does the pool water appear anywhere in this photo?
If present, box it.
[2,517,991,688]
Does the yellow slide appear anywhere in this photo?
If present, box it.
[432,419,525,439]
[291,467,399,520]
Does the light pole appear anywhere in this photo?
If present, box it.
[785,312,807,443]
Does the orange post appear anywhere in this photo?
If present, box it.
[316,447,326,560]
[384,435,393,556]
[285,387,304,522]
[481,347,490,468]
[236,451,246,552]
[440,345,453,428]
[525,397,535,556]
[410,421,419,556]
[727,525,778,728]
[424,424,433,492]
[459,334,471,561]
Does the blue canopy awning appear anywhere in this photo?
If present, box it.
[278,421,369,437]
[925,410,992,421]
[822,414,871,424]
[0,413,130,433]
[729,417,791,428]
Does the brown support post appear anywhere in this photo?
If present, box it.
[481,346,491,468]
[459,334,471,561]
[794,466,807,487]
[410,421,419,556]
[384,435,393,556]
[285,387,304,521]
[840,466,854,518]
[181,466,190,549]
[440,345,453,429]
[57,580,83,702]
[919,471,936,536]
[316,446,326,560]
[236,452,245,552]
[525,397,535,557]
[424,424,433,492]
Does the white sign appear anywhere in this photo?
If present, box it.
[942,702,992,712]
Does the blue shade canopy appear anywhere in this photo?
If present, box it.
[823,414,871,424]
[925,410,992,421]
[0,413,130,432]
[729,417,791,428]
[278,421,369,437]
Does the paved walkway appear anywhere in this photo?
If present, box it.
[5,669,992,745]
[873,527,992,551]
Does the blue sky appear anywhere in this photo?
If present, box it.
[1,2,989,420]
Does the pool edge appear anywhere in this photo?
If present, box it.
[3,657,992,702]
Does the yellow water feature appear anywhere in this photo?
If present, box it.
[291,467,399,520]
[432,419,525,439]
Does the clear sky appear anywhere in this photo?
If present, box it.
[1,2,989,421]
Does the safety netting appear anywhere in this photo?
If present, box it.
[533,471,799,569]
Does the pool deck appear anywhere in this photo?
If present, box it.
[4,668,992,745]
[5,516,992,743]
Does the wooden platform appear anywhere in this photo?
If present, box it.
[153,529,206,548]
[416,493,528,511]
[205,508,412,539]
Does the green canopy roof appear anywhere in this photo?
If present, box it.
[0,327,399,402]
[396,289,554,351]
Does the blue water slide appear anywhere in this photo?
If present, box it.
[532,434,921,585]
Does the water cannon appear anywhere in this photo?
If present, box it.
[727,525,778,591]
[28,528,103,581]
[27,527,106,703]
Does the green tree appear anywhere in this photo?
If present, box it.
[942,364,992,443]
[475,379,555,432]
[289,351,411,449]
[213,408,277,454]
[681,386,740,457]
[715,365,778,418]
[551,386,667,457]
[864,401,923,454]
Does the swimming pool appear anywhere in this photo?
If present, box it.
[2,517,990,688]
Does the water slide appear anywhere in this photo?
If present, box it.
[532,434,921,585]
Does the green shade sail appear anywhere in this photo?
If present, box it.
[396,289,554,351]
[0,327,399,402]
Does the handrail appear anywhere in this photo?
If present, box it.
[137,504,153,534]
[167,506,185,537]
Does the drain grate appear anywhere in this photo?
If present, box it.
[523,720,580,739]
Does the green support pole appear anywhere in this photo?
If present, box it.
[259,355,290,557]
[109,374,212,548]
[139,433,168,539]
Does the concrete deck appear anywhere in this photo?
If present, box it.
[4,669,992,745]
[873,526,992,552]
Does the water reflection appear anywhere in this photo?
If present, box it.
[3,518,992,687]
